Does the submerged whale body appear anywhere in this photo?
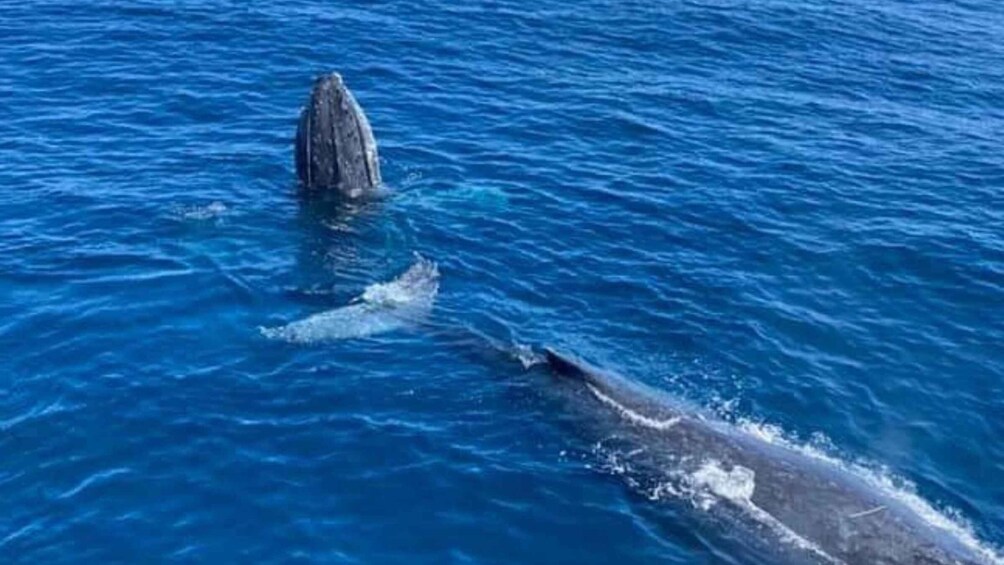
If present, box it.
[261,256,438,343]
[542,348,992,565]
[294,72,381,197]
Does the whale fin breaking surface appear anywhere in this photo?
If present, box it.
[261,256,438,343]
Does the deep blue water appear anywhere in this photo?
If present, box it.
[2,1,1003,563]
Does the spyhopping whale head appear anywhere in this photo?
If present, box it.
[294,72,381,197]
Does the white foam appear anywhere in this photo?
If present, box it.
[402,185,511,212]
[513,343,544,369]
[586,384,681,430]
[604,452,838,560]
[649,480,682,501]
[261,256,438,343]
[359,256,438,307]
[691,460,756,502]
[734,419,1004,565]
[587,398,1003,564]
[173,201,227,221]
[690,460,842,564]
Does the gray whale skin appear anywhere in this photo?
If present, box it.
[294,72,381,197]
[543,348,987,565]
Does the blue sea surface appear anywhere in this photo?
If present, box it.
[1,1,1002,563]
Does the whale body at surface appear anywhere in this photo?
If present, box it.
[541,348,994,565]
[294,72,381,197]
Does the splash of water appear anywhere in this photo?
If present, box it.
[588,386,1004,564]
[690,460,842,564]
[586,383,681,430]
[733,420,1004,565]
[171,201,228,221]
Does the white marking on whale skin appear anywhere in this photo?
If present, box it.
[848,505,887,520]
[261,256,438,343]
[586,383,681,430]
[736,420,1004,565]
[691,460,845,565]
[343,85,381,188]
[573,357,1002,564]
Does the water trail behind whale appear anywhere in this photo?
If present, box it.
[261,255,438,343]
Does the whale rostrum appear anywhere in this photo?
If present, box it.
[294,72,381,197]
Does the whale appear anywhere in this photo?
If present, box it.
[294,72,381,197]
[261,256,439,343]
[541,348,992,565]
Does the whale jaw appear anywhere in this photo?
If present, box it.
[295,72,381,197]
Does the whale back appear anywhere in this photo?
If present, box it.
[539,347,988,565]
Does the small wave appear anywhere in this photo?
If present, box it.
[56,467,132,500]
[261,255,439,343]
[170,201,228,221]
[398,185,511,212]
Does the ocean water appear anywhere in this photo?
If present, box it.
[1,0,1002,563]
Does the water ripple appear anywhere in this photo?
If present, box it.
[1,0,1002,562]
